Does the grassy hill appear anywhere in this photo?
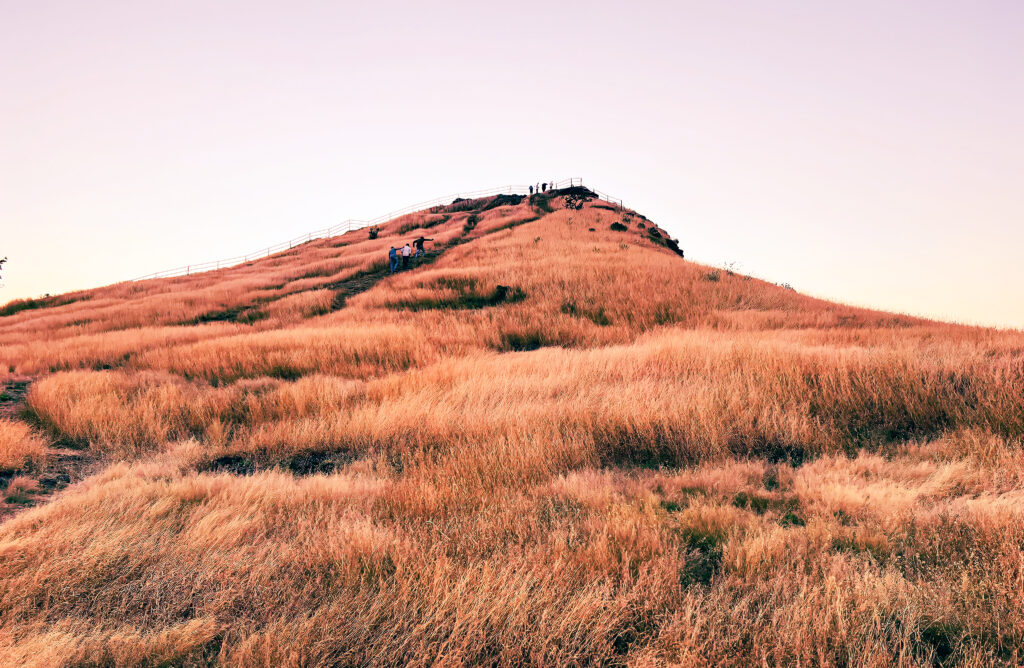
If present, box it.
[0,187,1022,665]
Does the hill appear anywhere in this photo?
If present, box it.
[0,187,1022,665]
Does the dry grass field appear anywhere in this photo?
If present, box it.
[0,188,1022,666]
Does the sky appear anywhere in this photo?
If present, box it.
[1,0,1022,328]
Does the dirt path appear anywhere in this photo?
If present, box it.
[0,377,103,521]
[0,377,31,421]
[326,248,447,309]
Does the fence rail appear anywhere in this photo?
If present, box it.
[131,177,619,281]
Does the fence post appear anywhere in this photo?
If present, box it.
[186,265,190,275]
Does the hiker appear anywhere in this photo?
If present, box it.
[388,246,399,273]
[413,236,433,259]
[401,243,412,270]
[542,182,547,192]
[529,185,534,195]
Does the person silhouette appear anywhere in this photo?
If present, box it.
[413,237,433,259]
[401,243,412,270]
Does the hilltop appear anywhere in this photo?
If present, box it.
[0,187,1022,666]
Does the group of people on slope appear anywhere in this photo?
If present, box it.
[528,182,554,196]
[388,236,433,273]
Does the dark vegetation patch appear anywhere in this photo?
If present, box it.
[592,204,619,211]
[442,197,486,213]
[679,526,724,586]
[91,353,132,371]
[780,511,805,527]
[593,425,685,470]
[531,194,555,214]
[919,623,958,666]
[483,194,525,210]
[562,187,597,211]
[646,227,685,257]
[266,364,304,381]
[388,279,526,311]
[497,330,563,353]
[609,222,628,232]
[279,450,358,475]
[560,299,612,326]
[199,450,357,476]
[760,443,807,468]
[199,455,257,475]
[559,186,598,200]
[189,305,268,325]
[703,271,721,282]
[732,491,800,517]
[0,293,91,318]
[463,214,479,234]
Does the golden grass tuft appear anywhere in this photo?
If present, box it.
[0,420,48,471]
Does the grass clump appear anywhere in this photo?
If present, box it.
[560,300,612,326]
[0,420,48,471]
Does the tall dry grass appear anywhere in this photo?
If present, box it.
[0,192,1022,665]
[0,420,47,471]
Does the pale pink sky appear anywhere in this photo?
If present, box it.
[2,1,1022,328]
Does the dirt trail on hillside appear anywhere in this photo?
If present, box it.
[0,377,30,420]
[1,377,103,522]
[326,248,448,309]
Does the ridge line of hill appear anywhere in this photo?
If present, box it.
[128,178,611,283]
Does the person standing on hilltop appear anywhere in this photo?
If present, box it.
[388,246,399,273]
[401,242,412,270]
[413,236,433,260]
[529,185,534,196]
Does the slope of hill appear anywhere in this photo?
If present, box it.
[0,188,1022,666]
